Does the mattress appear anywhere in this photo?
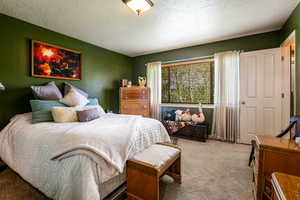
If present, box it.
[100,172,126,200]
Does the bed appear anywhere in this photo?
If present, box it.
[0,113,170,200]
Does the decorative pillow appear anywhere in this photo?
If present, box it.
[30,100,67,123]
[31,81,63,100]
[84,105,106,115]
[59,88,89,107]
[77,108,100,122]
[52,107,78,123]
[86,98,99,106]
[64,82,88,98]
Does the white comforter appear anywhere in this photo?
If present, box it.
[0,113,170,200]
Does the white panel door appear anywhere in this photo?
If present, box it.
[240,48,282,144]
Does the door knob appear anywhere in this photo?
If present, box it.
[241,101,246,105]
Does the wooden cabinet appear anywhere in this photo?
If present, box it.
[271,172,300,200]
[119,87,150,117]
[251,136,300,200]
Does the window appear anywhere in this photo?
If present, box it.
[162,59,214,104]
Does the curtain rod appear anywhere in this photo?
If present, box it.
[145,55,214,66]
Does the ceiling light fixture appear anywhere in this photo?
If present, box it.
[122,0,154,16]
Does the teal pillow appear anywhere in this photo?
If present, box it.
[30,98,99,123]
[87,98,99,106]
[30,100,67,123]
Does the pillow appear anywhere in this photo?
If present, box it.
[59,88,89,107]
[31,81,63,100]
[77,108,100,122]
[30,98,99,123]
[52,107,78,123]
[86,98,99,106]
[30,100,66,123]
[83,105,106,115]
[64,82,88,98]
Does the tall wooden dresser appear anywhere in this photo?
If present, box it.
[251,136,300,200]
[119,87,150,117]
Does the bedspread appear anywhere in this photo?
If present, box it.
[0,113,170,200]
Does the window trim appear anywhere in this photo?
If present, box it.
[162,59,214,67]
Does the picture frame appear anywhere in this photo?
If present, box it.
[31,40,82,80]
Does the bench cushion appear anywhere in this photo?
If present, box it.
[132,144,180,169]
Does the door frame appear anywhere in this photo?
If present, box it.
[281,30,296,118]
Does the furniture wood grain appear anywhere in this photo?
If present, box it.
[120,87,150,117]
[251,136,300,200]
[272,172,300,200]
[126,144,181,200]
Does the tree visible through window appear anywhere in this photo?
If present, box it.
[162,60,214,104]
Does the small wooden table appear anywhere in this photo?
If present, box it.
[272,172,300,200]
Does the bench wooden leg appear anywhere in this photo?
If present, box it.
[166,156,182,184]
[127,165,160,200]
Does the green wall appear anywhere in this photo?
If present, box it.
[0,14,133,129]
[132,31,281,79]
[1,7,297,131]
[281,3,300,115]
[132,31,281,127]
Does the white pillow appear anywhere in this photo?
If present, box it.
[59,88,89,107]
[76,105,106,115]
[52,107,78,123]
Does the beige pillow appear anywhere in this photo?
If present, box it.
[52,107,78,123]
[59,88,89,107]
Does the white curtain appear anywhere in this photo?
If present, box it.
[212,51,240,143]
[147,62,162,120]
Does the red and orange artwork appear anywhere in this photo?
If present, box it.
[32,40,82,80]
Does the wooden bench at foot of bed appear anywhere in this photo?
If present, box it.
[126,143,182,200]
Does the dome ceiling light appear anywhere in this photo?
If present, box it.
[122,0,154,16]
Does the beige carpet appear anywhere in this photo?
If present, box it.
[0,139,252,200]
[160,139,253,200]
[0,169,48,200]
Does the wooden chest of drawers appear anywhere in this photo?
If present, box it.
[271,172,300,200]
[119,87,150,117]
[251,136,300,200]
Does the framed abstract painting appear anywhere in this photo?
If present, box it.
[31,40,82,80]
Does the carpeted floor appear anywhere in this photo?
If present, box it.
[0,139,252,200]
[160,139,252,200]
[0,168,49,200]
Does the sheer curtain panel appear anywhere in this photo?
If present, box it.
[147,62,162,120]
[212,51,240,143]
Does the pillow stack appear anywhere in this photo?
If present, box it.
[30,82,105,123]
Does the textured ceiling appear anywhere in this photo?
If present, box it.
[0,0,299,57]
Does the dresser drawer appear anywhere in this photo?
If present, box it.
[121,88,150,100]
[120,102,150,117]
